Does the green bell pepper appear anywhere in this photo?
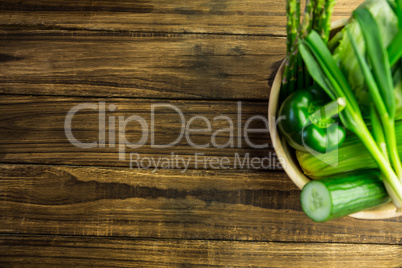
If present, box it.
[277,86,346,153]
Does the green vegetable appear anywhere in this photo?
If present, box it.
[296,65,402,180]
[396,0,402,28]
[300,0,313,38]
[395,66,402,118]
[296,63,402,179]
[282,0,337,100]
[280,0,402,220]
[370,104,388,159]
[320,0,337,43]
[311,0,336,41]
[296,119,402,179]
[388,30,402,66]
[301,170,391,222]
[299,30,402,207]
[278,86,346,153]
[348,8,402,179]
[282,0,301,99]
[333,0,399,117]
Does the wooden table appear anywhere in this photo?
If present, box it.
[1,0,401,267]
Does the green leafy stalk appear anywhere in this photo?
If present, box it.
[303,33,360,114]
[299,30,402,207]
[346,31,387,117]
[388,30,402,66]
[370,104,393,204]
[389,0,402,65]
[370,104,388,159]
[351,9,402,180]
[296,53,304,89]
[327,30,343,52]
[354,9,395,117]
[396,0,402,28]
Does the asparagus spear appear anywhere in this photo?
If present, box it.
[321,0,337,43]
[281,0,301,99]
[312,0,324,32]
[282,0,336,98]
[300,0,313,38]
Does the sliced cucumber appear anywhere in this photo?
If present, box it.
[301,170,391,222]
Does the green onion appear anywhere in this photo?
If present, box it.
[346,9,402,181]
[388,30,402,66]
[396,0,402,28]
[370,104,388,159]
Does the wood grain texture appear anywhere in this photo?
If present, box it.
[0,95,281,169]
[0,235,401,267]
[1,0,399,266]
[1,164,401,245]
[0,0,364,35]
[0,31,283,99]
[0,0,364,100]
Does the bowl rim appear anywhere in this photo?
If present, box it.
[268,20,402,220]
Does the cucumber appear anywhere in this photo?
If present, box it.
[301,170,391,222]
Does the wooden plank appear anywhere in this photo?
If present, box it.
[0,0,364,35]
[0,31,283,99]
[1,164,401,244]
[0,96,282,169]
[0,235,400,267]
[0,1,365,100]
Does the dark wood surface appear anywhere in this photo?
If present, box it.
[1,0,401,267]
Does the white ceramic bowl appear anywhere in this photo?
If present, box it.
[268,21,402,219]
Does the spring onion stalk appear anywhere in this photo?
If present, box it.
[370,104,389,160]
[327,29,342,52]
[368,103,397,206]
[332,0,398,118]
[346,28,402,183]
[388,30,402,66]
[296,53,304,90]
[353,9,395,117]
[389,0,401,65]
[351,9,402,180]
[397,0,402,28]
[299,30,402,207]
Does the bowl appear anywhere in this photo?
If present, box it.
[268,21,402,220]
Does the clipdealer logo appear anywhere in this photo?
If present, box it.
[64,102,285,172]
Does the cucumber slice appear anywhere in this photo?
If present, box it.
[301,170,391,222]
